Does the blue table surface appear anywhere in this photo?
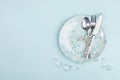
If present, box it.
[0,0,120,80]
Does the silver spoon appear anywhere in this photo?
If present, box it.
[82,17,91,35]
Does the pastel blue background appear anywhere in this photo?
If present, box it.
[0,0,120,80]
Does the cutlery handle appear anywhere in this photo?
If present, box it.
[84,35,94,59]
